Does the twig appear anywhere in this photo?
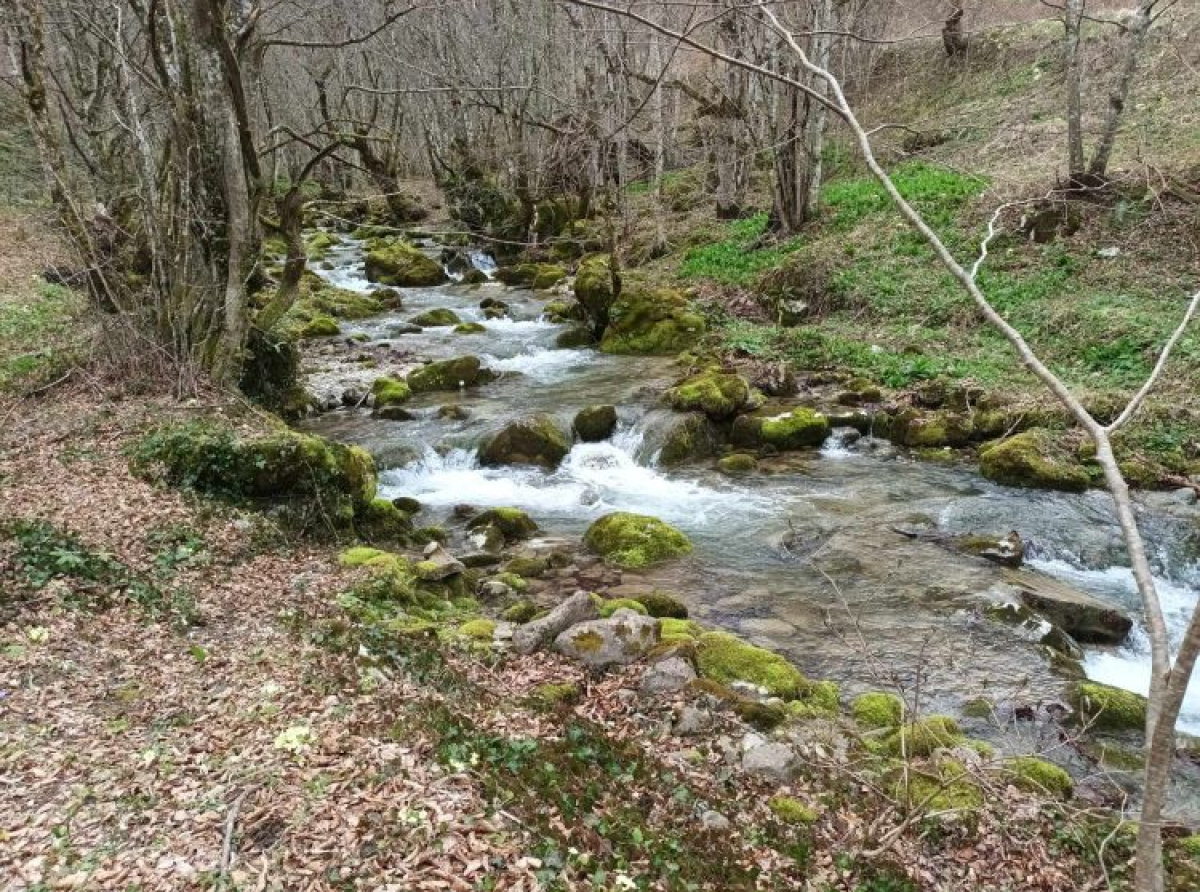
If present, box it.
[220,788,253,874]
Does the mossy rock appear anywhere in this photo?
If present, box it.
[453,322,487,334]
[760,408,831,451]
[543,299,586,323]
[496,263,567,290]
[666,371,753,420]
[1001,756,1073,798]
[695,631,806,700]
[305,230,341,261]
[533,682,580,706]
[357,498,413,543]
[884,716,965,757]
[502,600,539,623]
[458,618,497,641]
[503,556,547,578]
[584,512,692,569]
[132,421,376,532]
[769,796,818,825]
[573,405,618,442]
[599,284,705,355]
[410,308,461,327]
[371,376,411,408]
[299,315,340,338]
[488,571,528,593]
[896,410,974,448]
[852,691,904,730]
[480,415,572,469]
[337,547,420,603]
[597,597,649,618]
[980,430,1090,492]
[460,268,490,285]
[1071,681,1147,731]
[407,355,497,393]
[659,413,721,466]
[691,678,789,731]
[895,759,983,810]
[635,590,688,619]
[364,239,447,287]
[718,453,757,476]
[555,325,595,348]
[466,507,538,542]
[573,253,618,331]
[659,617,703,643]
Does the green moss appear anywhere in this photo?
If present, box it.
[299,314,340,338]
[1071,681,1147,731]
[358,498,413,542]
[305,230,341,260]
[503,556,548,578]
[962,698,994,719]
[465,507,538,542]
[597,597,649,618]
[769,796,818,825]
[635,590,689,619]
[339,547,386,567]
[718,453,757,476]
[760,407,831,450]
[371,376,412,407]
[490,571,529,593]
[885,716,965,757]
[852,691,904,730]
[600,285,705,355]
[695,631,806,700]
[573,405,618,442]
[364,238,447,287]
[496,263,567,290]
[411,308,461,327]
[659,413,720,466]
[1003,756,1073,798]
[789,679,841,718]
[567,629,604,653]
[1179,834,1200,859]
[407,355,496,393]
[453,322,487,334]
[574,253,617,325]
[584,512,693,569]
[980,430,1090,492]
[896,760,983,811]
[458,618,497,641]
[502,600,539,623]
[659,617,703,643]
[898,410,974,448]
[666,371,753,420]
[533,682,580,706]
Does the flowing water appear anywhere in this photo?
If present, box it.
[303,234,1200,738]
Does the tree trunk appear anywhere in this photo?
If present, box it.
[1064,0,1086,181]
[1087,1,1154,182]
[800,0,833,223]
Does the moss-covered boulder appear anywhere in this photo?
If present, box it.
[407,355,497,393]
[299,315,340,338]
[357,497,414,543]
[133,421,376,531]
[769,796,818,825]
[496,263,567,290]
[1071,681,1147,731]
[458,618,497,641]
[584,512,692,569]
[544,299,587,324]
[453,322,487,334]
[597,597,649,618]
[1001,756,1073,798]
[666,371,754,420]
[599,285,705,355]
[573,404,618,442]
[410,308,461,327]
[894,759,982,810]
[660,617,703,644]
[634,590,688,619]
[979,430,1090,492]
[695,631,806,700]
[502,600,539,623]
[895,410,974,448]
[371,376,411,409]
[573,253,619,333]
[555,325,595,349]
[460,268,490,285]
[364,239,447,287]
[465,507,538,542]
[852,691,904,729]
[884,716,964,757]
[305,230,341,261]
[734,407,830,451]
[480,414,572,468]
[659,413,721,466]
[717,453,757,476]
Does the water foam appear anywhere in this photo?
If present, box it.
[480,347,593,382]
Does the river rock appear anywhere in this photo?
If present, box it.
[480,414,572,469]
[415,543,465,581]
[1000,570,1133,644]
[407,355,497,393]
[512,590,598,655]
[640,656,697,696]
[699,810,731,832]
[388,323,423,336]
[460,551,503,569]
[573,405,618,442]
[553,609,660,668]
[741,733,797,781]
[673,705,713,736]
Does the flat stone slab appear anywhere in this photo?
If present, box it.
[1000,569,1133,645]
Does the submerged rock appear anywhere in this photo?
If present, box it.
[554,609,660,668]
[584,512,693,569]
[999,570,1132,644]
[480,414,572,468]
[979,430,1090,492]
[659,413,722,466]
[573,405,618,442]
[410,308,461,327]
[512,590,598,654]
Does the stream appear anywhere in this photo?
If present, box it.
[302,234,1200,742]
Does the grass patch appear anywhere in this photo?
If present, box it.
[679,213,803,286]
[0,282,83,393]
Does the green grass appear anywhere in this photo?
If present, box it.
[0,282,83,393]
[679,213,803,285]
[821,161,987,232]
